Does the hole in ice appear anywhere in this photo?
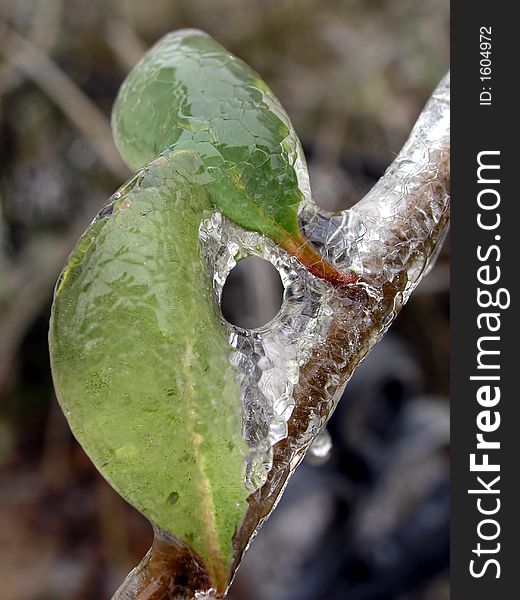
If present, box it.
[221,255,284,329]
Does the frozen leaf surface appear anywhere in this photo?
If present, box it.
[112,29,353,286]
[50,151,249,590]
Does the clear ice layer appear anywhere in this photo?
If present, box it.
[199,74,450,499]
[200,212,334,491]
[110,71,449,600]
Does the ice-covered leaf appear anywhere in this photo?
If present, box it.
[49,151,249,590]
[112,29,353,286]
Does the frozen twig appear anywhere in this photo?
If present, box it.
[111,73,450,599]
[231,72,450,587]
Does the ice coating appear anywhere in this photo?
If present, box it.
[111,28,308,243]
[228,73,450,574]
[112,29,352,287]
[197,74,450,509]
[199,212,334,491]
[110,70,450,599]
[49,151,255,591]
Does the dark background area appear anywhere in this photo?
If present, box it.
[0,1,449,598]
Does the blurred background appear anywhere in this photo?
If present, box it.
[0,1,449,598]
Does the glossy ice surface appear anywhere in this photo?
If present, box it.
[50,152,249,589]
[112,30,352,286]
[49,28,450,599]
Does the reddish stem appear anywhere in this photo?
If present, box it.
[281,232,358,288]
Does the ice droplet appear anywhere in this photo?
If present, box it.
[307,428,333,465]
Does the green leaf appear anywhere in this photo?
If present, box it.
[112,30,303,242]
[112,30,353,286]
[49,151,249,590]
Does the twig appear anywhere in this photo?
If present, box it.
[0,0,63,95]
[105,21,147,72]
[1,25,128,179]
